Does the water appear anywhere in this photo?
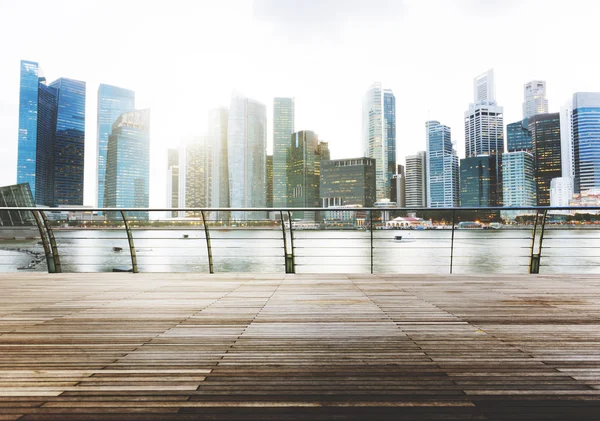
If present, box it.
[1,227,599,274]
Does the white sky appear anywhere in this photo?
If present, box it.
[1,0,600,207]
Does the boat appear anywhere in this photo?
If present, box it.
[393,235,415,242]
[112,246,123,252]
[394,235,403,241]
[182,234,189,239]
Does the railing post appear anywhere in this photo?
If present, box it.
[120,211,138,273]
[200,210,214,274]
[40,210,61,273]
[370,210,374,274]
[529,209,547,274]
[287,211,296,274]
[31,210,55,273]
[280,211,294,274]
[450,209,456,274]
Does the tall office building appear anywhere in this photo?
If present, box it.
[394,164,406,207]
[266,155,273,208]
[208,107,229,210]
[362,83,396,201]
[321,158,376,208]
[523,80,549,119]
[166,149,179,217]
[529,113,561,206]
[460,156,498,207]
[550,177,574,207]
[502,151,536,207]
[273,98,295,208]
[426,121,459,208]
[560,102,574,179]
[97,84,135,209]
[288,131,328,220]
[184,135,211,213]
[506,118,532,152]
[227,91,267,221]
[104,109,150,220]
[464,69,504,206]
[16,60,86,206]
[572,93,600,193]
[405,152,427,208]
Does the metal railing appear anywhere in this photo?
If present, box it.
[0,206,599,275]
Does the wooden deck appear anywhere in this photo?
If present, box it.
[0,273,600,420]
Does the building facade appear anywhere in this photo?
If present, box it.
[266,155,273,208]
[405,152,427,208]
[320,158,376,208]
[183,136,211,213]
[529,113,561,206]
[104,109,150,220]
[506,118,532,152]
[464,70,504,206]
[460,155,498,207]
[550,177,574,207]
[166,149,179,217]
[227,92,267,221]
[501,151,536,207]
[426,121,459,208]
[523,80,549,119]
[273,97,295,208]
[572,93,600,193]
[362,83,396,201]
[97,84,135,209]
[16,61,40,198]
[0,183,35,227]
[208,107,229,214]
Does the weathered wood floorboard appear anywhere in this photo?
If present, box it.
[0,273,599,419]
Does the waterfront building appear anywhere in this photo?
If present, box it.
[572,93,600,193]
[104,109,150,220]
[507,118,532,152]
[166,149,179,218]
[266,155,273,208]
[460,155,498,207]
[288,131,329,220]
[394,164,406,207]
[560,102,574,179]
[0,183,35,227]
[426,121,459,208]
[550,177,574,207]
[320,157,376,208]
[208,107,229,211]
[501,151,536,208]
[464,69,504,206]
[529,113,561,206]
[227,92,267,221]
[16,61,86,206]
[273,97,295,208]
[362,83,396,201]
[523,80,549,119]
[405,152,427,208]
[97,84,135,209]
[183,136,211,214]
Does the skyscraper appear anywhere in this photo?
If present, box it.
[320,158,376,208]
[166,149,179,217]
[183,136,211,212]
[502,151,536,208]
[523,80,549,119]
[464,69,504,206]
[529,113,561,206]
[16,61,86,206]
[405,152,427,208]
[266,155,273,208]
[572,93,600,193]
[459,156,498,207]
[104,109,150,220]
[362,83,396,201]
[273,98,295,208]
[208,107,229,211]
[506,118,532,153]
[97,84,135,209]
[227,92,267,221]
[426,121,459,208]
[288,131,329,220]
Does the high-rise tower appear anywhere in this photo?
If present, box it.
[426,121,459,208]
[572,93,600,193]
[523,80,549,119]
[273,98,295,208]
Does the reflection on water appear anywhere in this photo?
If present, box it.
[0,228,599,275]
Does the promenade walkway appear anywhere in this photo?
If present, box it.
[0,273,600,420]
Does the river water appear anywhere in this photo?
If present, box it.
[0,228,599,275]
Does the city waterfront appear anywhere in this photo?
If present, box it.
[1,227,599,275]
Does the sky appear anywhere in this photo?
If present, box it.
[1,0,600,207]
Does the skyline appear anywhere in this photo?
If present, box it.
[2,0,600,207]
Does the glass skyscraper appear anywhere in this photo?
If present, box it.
[506,118,532,152]
[502,151,536,207]
[97,84,135,208]
[405,152,427,208]
[572,93,600,193]
[460,156,498,207]
[184,135,211,213]
[362,83,396,201]
[426,121,459,208]
[16,61,86,206]
[529,113,561,206]
[523,80,549,119]
[320,158,376,208]
[273,98,295,208]
[208,107,229,211]
[104,109,150,220]
[227,92,267,221]
[166,149,179,217]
